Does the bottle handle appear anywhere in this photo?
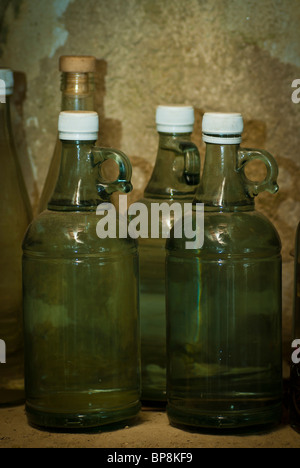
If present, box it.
[180,141,201,186]
[91,146,133,196]
[237,148,279,197]
[159,138,201,186]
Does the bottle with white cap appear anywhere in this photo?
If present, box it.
[22,111,140,430]
[137,105,200,404]
[166,112,282,431]
[38,55,96,213]
[0,68,32,406]
[290,222,300,432]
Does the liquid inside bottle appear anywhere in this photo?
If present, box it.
[0,69,32,406]
[166,113,283,432]
[23,111,140,430]
[138,105,200,404]
[38,56,96,213]
[290,222,300,433]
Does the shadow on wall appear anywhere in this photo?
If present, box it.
[95,58,122,150]
[93,59,154,206]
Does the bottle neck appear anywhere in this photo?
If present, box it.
[0,96,33,218]
[0,95,12,142]
[194,142,254,211]
[48,140,103,211]
[61,72,95,111]
[144,132,196,201]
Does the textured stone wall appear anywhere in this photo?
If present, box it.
[0,0,299,374]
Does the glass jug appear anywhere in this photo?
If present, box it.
[290,222,300,433]
[166,112,282,431]
[23,111,140,430]
[137,105,200,404]
[38,56,96,213]
[0,68,32,406]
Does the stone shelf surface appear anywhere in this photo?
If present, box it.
[0,405,299,448]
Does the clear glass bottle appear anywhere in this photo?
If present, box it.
[38,56,96,213]
[166,112,282,431]
[290,222,300,433]
[138,105,200,404]
[23,111,140,430]
[0,68,32,405]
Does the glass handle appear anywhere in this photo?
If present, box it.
[179,141,201,186]
[237,148,279,197]
[91,146,133,195]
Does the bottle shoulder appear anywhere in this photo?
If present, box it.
[23,209,137,257]
[167,209,282,256]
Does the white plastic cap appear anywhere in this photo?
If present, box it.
[58,111,99,140]
[156,105,195,134]
[0,69,14,96]
[202,112,244,144]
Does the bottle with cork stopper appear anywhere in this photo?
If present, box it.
[38,55,96,213]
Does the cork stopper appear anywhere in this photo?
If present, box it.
[59,56,96,73]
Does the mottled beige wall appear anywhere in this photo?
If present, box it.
[0,0,300,373]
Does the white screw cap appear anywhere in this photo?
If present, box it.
[58,111,99,140]
[0,69,14,96]
[156,105,195,134]
[202,112,244,144]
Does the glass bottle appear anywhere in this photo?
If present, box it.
[290,222,300,432]
[166,112,282,431]
[0,68,32,405]
[38,55,96,213]
[23,111,140,430]
[137,105,200,404]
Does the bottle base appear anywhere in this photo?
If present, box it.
[141,389,167,408]
[167,402,282,434]
[26,401,141,432]
[141,398,167,410]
